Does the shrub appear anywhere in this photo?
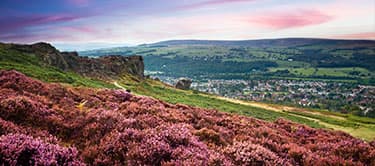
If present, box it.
[0,134,84,165]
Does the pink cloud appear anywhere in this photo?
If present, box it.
[249,9,332,29]
[0,31,76,43]
[333,32,375,39]
[0,13,94,43]
[59,26,97,34]
[178,0,252,10]
[0,14,82,32]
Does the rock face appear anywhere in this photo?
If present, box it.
[9,42,144,79]
[175,78,192,90]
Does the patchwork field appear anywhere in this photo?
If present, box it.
[80,39,375,84]
[269,67,372,78]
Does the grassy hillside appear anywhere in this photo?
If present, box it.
[118,75,375,141]
[0,43,115,88]
[1,42,374,140]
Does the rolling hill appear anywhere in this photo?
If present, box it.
[80,38,375,84]
[148,38,375,47]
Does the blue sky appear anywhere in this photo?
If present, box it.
[0,0,374,45]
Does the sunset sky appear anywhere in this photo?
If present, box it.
[0,0,374,46]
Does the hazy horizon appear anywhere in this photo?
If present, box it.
[51,37,375,51]
[0,37,373,52]
[0,0,374,45]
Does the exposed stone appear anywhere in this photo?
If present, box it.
[9,42,144,79]
[175,78,192,90]
[154,77,160,81]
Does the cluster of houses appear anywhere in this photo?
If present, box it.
[151,74,374,116]
[192,79,374,114]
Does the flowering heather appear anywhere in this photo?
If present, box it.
[0,134,84,165]
[0,70,374,165]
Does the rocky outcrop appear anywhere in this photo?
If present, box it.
[55,52,144,79]
[175,78,192,90]
[9,42,144,79]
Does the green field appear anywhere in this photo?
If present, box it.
[269,67,372,77]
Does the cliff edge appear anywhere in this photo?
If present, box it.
[8,42,144,79]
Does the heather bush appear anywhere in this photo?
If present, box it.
[0,70,47,95]
[0,133,84,165]
[90,129,142,165]
[224,141,289,165]
[128,135,172,164]
[0,96,59,128]
[284,143,310,164]
[195,127,227,146]
[0,118,22,135]
[113,89,132,102]
[0,70,374,165]
[0,117,54,141]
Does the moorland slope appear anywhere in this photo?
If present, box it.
[0,70,374,165]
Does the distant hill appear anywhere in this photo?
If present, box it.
[53,42,132,52]
[81,38,375,84]
[148,38,375,47]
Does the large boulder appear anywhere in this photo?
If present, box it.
[175,78,192,90]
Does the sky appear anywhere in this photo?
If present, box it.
[0,0,374,47]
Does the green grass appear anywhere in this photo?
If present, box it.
[275,60,310,68]
[346,114,375,125]
[0,44,115,89]
[118,76,375,140]
[284,110,361,128]
[283,110,375,140]
[305,108,375,125]
[119,77,324,128]
[269,67,372,78]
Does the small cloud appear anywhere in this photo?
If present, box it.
[249,9,332,30]
[59,26,98,34]
[0,14,83,32]
[0,13,91,43]
[0,31,74,43]
[178,0,252,10]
